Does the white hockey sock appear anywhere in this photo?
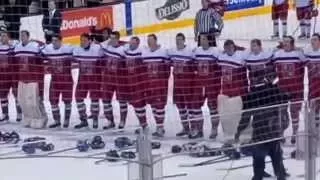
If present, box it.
[273,20,279,35]
[281,20,287,36]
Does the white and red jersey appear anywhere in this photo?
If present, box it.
[14,41,40,57]
[295,0,313,8]
[124,44,142,59]
[244,50,273,66]
[102,44,125,59]
[218,51,247,96]
[141,46,168,62]
[168,46,194,74]
[272,49,305,99]
[168,46,194,62]
[272,49,305,73]
[42,44,74,74]
[193,46,219,60]
[0,43,13,55]
[73,43,103,74]
[73,43,103,61]
[141,46,169,78]
[42,44,73,59]
[304,47,320,98]
[123,45,142,74]
[304,47,320,77]
[273,0,288,5]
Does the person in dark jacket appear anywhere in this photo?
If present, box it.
[42,0,62,44]
[235,69,290,180]
[3,0,31,40]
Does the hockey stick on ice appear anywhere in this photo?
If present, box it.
[216,156,291,171]
[178,155,228,167]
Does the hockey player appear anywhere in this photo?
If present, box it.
[218,39,247,98]
[13,30,47,123]
[271,0,289,39]
[41,35,73,128]
[73,33,103,129]
[295,0,316,39]
[305,33,320,127]
[273,36,305,144]
[191,33,220,139]
[141,34,170,137]
[123,36,147,129]
[235,69,289,180]
[101,31,128,130]
[245,39,274,87]
[0,31,22,122]
[168,33,194,137]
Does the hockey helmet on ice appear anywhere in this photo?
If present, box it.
[77,140,90,152]
[22,144,36,154]
[114,137,133,149]
[91,141,106,150]
[106,150,120,162]
[92,135,103,143]
[40,143,55,152]
[171,145,182,154]
[120,151,136,159]
[151,141,161,149]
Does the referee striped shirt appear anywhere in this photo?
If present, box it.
[194,8,224,37]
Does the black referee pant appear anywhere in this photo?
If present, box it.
[197,33,217,47]
[252,141,286,180]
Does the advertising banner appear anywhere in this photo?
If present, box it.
[226,0,264,11]
[61,6,113,37]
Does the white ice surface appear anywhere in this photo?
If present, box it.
[0,11,320,180]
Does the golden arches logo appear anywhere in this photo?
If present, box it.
[99,12,112,28]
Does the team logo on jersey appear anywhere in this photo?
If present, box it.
[155,0,190,21]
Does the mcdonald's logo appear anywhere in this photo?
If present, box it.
[99,11,113,29]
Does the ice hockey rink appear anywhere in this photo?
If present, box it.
[0,8,320,180]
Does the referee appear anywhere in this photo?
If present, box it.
[194,0,224,47]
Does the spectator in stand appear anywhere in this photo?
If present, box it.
[3,0,31,40]
[87,0,101,7]
[42,0,62,44]
[194,0,223,47]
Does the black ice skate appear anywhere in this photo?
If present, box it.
[118,120,125,129]
[271,33,279,40]
[48,122,61,128]
[290,136,296,144]
[92,117,98,129]
[188,130,203,139]
[63,119,70,128]
[74,120,88,129]
[209,128,218,139]
[176,128,189,137]
[103,121,115,130]
[152,127,165,138]
[0,115,9,122]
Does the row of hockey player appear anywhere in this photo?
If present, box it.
[0,30,320,140]
[272,0,319,39]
